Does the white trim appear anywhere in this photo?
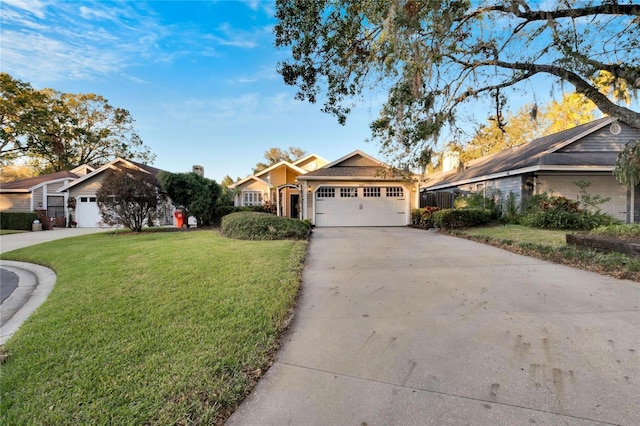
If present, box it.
[58,158,152,191]
[423,165,614,191]
[229,175,271,190]
[320,150,385,169]
[292,153,328,167]
[298,175,408,182]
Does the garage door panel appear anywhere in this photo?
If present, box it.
[315,186,408,227]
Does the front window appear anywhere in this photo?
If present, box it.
[243,191,263,206]
[47,196,64,217]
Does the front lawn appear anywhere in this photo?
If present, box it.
[448,224,640,281]
[0,230,306,424]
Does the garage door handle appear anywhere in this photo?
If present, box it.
[359,204,363,209]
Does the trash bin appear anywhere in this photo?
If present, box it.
[174,210,185,228]
[32,219,42,231]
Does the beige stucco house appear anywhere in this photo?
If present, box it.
[297,151,420,226]
[230,154,329,218]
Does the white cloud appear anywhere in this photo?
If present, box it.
[1,0,48,19]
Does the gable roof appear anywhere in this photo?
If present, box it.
[423,117,637,190]
[1,170,81,192]
[228,175,271,189]
[298,150,410,181]
[229,158,312,189]
[292,153,329,169]
[59,158,166,191]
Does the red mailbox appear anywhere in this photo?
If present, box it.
[174,210,185,228]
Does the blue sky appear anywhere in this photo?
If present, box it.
[2,1,635,181]
[1,0,384,181]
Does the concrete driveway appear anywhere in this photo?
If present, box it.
[227,227,639,426]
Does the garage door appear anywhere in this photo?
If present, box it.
[315,186,408,226]
[75,196,102,227]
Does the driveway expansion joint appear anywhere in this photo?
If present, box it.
[276,361,622,426]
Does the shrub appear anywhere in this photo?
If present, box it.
[432,208,493,229]
[411,206,441,229]
[0,212,39,230]
[590,224,640,239]
[520,192,618,230]
[220,212,310,240]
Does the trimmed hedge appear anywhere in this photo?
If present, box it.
[220,212,311,240]
[432,208,493,229]
[0,212,39,230]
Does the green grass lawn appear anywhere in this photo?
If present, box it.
[457,224,570,247]
[0,230,306,425]
[449,224,640,281]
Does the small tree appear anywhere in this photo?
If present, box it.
[159,172,221,227]
[96,168,163,232]
[614,139,640,187]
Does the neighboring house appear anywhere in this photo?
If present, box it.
[58,158,174,228]
[421,117,640,223]
[0,165,95,228]
[297,150,420,227]
[230,153,329,218]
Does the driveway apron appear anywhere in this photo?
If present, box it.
[227,227,639,426]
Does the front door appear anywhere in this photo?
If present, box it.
[290,194,300,219]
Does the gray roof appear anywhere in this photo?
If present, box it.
[1,171,80,191]
[424,117,639,190]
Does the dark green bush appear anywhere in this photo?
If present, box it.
[432,208,493,229]
[520,191,619,230]
[0,212,39,230]
[220,212,311,240]
[411,206,441,229]
[212,205,271,226]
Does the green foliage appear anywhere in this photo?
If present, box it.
[503,192,519,224]
[0,212,38,230]
[411,206,441,229]
[1,73,155,172]
[590,224,640,239]
[574,179,610,213]
[160,171,221,227]
[253,146,307,173]
[96,168,163,232]
[432,208,493,229]
[221,212,310,240]
[274,1,640,169]
[520,192,618,230]
[614,139,640,186]
[0,231,306,424]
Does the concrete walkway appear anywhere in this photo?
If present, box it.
[227,227,640,426]
[0,228,107,344]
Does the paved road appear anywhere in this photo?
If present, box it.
[0,228,107,344]
[227,227,640,426]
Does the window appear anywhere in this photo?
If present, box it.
[243,191,263,206]
[79,197,97,203]
[47,196,64,218]
[316,187,335,198]
[340,187,358,198]
[363,187,381,197]
[385,187,403,197]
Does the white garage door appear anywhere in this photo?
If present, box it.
[75,196,103,227]
[315,186,408,227]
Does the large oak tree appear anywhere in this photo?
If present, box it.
[1,73,155,172]
[275,0,640,169]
